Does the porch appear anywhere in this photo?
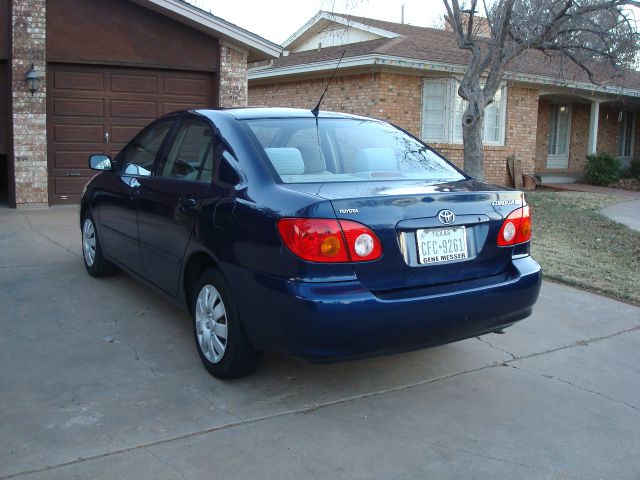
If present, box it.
[534,91,640,184]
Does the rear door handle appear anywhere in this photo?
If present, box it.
[179,197,198,212]
[129,187,141,200]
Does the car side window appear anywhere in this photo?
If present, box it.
[159,119,213,182]
[119,120,174,176]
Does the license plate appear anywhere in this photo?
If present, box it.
[416,227,468,265]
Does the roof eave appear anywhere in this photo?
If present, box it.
[248,54,640,98]
[129,0,282,60]
[282,11,399,50]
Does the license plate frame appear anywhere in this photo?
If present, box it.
[416,226,469,265]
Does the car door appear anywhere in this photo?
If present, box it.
[97,118,176,277]
[136,116,214,295]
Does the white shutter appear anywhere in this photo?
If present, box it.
[422,80,448,142]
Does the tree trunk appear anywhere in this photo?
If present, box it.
[461,100,485,181]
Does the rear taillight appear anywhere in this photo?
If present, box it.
[277,218,382,263]
[497,205,532,246]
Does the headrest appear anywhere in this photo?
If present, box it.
[354,148,398,172]
[296,146,327,173]
[264,148,305,175]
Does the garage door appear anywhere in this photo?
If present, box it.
[48,64,216,204]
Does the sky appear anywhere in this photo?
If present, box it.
[187,0,448,44]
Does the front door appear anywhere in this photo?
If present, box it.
[137,117,214,295]
[546,104,571,169]
[96,118,175,277]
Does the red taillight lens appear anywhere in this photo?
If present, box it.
[497,205,532,246]
[277,218,382,263]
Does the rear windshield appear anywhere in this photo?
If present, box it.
[243,118,465,184]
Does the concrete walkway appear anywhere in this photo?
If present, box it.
[1,206,639,480]
[550,182,640,198]
[546,183,640,231]
[601,199,640,232]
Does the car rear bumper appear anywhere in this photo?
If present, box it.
[228,256,542,362]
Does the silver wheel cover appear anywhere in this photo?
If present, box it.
[195,284,228,363]
[82,218,97,267]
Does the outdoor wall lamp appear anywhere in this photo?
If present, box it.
[24,64,42,95]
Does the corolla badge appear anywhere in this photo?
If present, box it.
[492,199,516,206]
[438,209,455,225]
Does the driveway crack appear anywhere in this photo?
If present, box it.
[509,365,639,414]
[3,324,639,480]
[19,210,81,259]
[475,336,516,360]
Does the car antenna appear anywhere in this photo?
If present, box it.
[311,50,346,117]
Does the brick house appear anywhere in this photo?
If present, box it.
[0,0,281,207]
[248,12,640,187]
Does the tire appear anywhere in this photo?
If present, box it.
[81,212,117,277]
[192,269,262,379]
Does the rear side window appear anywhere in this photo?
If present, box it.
[119,120,174,176]
[158,119,213,182]
[243,118,465,184]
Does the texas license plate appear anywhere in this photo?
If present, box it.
[416,227,468,264]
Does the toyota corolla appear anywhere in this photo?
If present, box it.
[81,108,541,379]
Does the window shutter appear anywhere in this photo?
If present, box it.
[422,80,447,142]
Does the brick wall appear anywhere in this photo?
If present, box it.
[250,75,538,186]
[568,102,589,172]
[12,0,47,206]
[219,43,248,108]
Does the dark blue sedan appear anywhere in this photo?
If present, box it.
[81,108,541,379]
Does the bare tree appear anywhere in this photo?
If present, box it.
[442,0,640,181]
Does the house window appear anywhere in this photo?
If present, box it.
[422,78,506,146]
[617,111,634,161]
[546,104,571,169]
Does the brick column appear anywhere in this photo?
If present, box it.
[218,42,248,108]
[12,0,47,207]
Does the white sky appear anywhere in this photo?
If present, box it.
[187,0,448,44]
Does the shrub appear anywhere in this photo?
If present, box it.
[584,152,621,186]
[630,158,640,178]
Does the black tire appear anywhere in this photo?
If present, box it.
[192,269,262,379]
[81,211,117,278]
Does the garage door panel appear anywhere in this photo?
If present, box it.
[110,74,158,95]
[110,99,157,119]
[54,124,104,143]
[53,98,104,117]
[53,176,91,200]
[161,76,210,96]
[162,102,207,115]
[54,70,104,92]
[53,151,97,169]
[110,125,145,144]
[49,64,215,204]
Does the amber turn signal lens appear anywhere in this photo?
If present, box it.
[320,236,341,257]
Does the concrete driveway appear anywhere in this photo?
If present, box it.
[1,206,639,480]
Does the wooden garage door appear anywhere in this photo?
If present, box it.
[48,64,216,204]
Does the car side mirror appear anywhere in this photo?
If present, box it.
[89,154,112,171]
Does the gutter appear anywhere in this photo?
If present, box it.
[248,54,640,98]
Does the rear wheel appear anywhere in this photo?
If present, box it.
[82,213,116,277]
[192,269,262,379]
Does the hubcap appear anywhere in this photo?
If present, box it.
[195,285,228,363]
[82,218,97,267]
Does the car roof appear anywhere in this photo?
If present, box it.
[193,107,375,121]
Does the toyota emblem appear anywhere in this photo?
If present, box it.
[438,209,455,225]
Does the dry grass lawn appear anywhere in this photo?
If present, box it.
[526,190,640,305]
